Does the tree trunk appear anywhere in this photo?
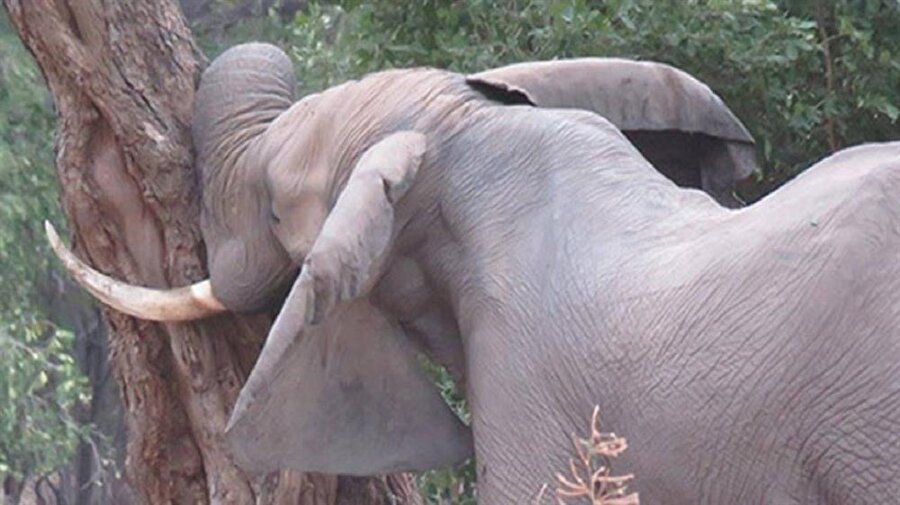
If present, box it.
[2,1,418,504]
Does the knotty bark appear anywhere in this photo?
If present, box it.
[3,1,417,504]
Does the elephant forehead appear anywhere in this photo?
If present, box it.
[270,199,329,264]
[259,94,321,159]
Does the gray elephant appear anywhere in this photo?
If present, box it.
[49,43,900,504]
[468,59,757,207]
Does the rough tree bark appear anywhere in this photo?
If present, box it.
[2,1,418,504]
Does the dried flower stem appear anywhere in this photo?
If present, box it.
[549,406,639,505]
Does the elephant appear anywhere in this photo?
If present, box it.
[467,59,757,207]
[47,42,900,504]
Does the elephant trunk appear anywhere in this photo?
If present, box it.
[192,43,296,184]
[192,43,300,313]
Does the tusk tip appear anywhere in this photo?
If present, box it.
[45,220,64,252]
[45,220,58,242]
[44,220,71,266]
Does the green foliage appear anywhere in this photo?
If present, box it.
[417,461,477,505]
[0,15,60,314]
[272,0,899,199]
[416,359,476,504]
[0,11,92,482]
[0,323,91,480]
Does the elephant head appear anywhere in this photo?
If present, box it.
[48,42,477,474]
[47,43,759,478]
[45,44,307,318]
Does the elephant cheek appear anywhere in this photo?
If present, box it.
[273,228,315,265]
[270,194,329,264]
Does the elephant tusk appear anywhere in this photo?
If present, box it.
[45,221,228,321]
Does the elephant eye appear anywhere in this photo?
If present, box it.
[269,208,281,224]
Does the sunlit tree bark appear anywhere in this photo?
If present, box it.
[2,1,417,503]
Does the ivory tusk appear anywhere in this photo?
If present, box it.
[45,221,227,321]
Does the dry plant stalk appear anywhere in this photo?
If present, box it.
[550,406,639,505]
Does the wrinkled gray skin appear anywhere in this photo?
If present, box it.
[194,44,900,504]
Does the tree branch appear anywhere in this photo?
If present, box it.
[815,0,839,152]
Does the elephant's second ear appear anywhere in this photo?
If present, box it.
[225,298,473,475]
[467,59,758,206]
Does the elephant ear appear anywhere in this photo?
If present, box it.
[467,58,757,207]
[227,131,473,474]
[226,298,473,475]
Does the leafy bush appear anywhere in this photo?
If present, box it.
[416,359,476,504]
[0,323,91,481]
[0,11,92,485]
[254,0,899,201]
